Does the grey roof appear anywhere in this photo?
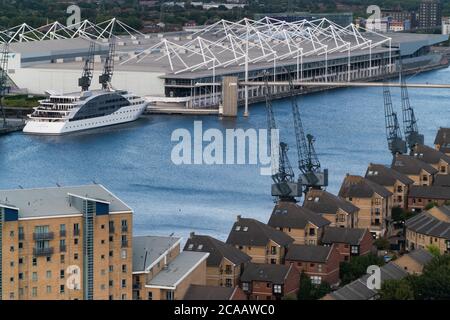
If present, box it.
[406,249,434,266]
[365,163,414,187]
[285,244,332,263]
[405,212,450,240]
[240,263,291,284]
[408,185,450,200]
[434,127,450,146]
[226,216,294,247]
[412,144,450,165]
[146,251,209,288]
[329,262,408,300]
[321,227,369,246]
[184,234,251,267]
[338,175,393,199]
[268,200,331,229]
[391,154,438,175]
[434,174,450,187]
[0,184,132,218]
[184,285,237,300]
[303,189,359,215]
[133,236,181,273]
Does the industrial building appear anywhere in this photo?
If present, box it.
[1,17,448,112]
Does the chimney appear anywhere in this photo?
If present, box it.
[189,232,195,238]
[237,215,242,221]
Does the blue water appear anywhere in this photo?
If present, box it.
[1,67,450,242]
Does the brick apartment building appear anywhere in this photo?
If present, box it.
[0,184,133,300]
[391,154,438,186]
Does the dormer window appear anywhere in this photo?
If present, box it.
[243,227,248,232]
[314,197,319,202]
[188,244,194,250]
[235,226,241,231]
[198,245,203,250]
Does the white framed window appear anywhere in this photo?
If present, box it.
[351,246,359,255]
[311,276,322,285]
[273,284,282,294]
[242,282,249,291]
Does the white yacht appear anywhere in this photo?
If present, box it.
[23,89,148,135]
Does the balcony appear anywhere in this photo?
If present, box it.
[121,240,129,248]
[73,229,80,237]
[33,232,54,241]
[133,283,142,290]
[60,230,66,237]
[18,233,25,241]
[109,226,115,234]
[60,245,66,253]
[121,225,128,233]
[33,247,54,256]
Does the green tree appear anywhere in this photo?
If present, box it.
[379,278,415,300]
[340,254,384,285]
[427,244,441,257]
[297,272,331,300]
[425,202,438,210]
[374,237,390,250]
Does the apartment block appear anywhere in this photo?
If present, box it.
[132,235,208,300]
[0,184,133,300]
[303,189,359,228]
[321,227,374,262]
[338,175,393,237]
[365,163,414,210]
[184,233,250,288]
[412,144,450,175]
[391,154,438,186]
[268,200,330,245]
[226,216,294,264]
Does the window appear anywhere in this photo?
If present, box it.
[121,249,127,259]
[74,238,79,245]
[121,279,127,288]
[60,224,66,237]
[74,253,79,260]
[122,264,127,273]
[166,291,174,300]
[109,251,113,257]
[273,284,282,294]
[374,198,381,205]
[109,265,114,272]
[32,272,38,281]
[148,292,153,300]
[309,228,315,236]
[311,276,322,285]
[19,273,23,280]
[121,219,128,232]
[397,185,403,193]
[32,287,38,297]
[422,175,428,182]
[73,223,80,236]
[441,166,446,173]
[270,246,277,255]
[32,257,37,266]
[60,285,65,294]
[60,255,65,264]
[242,282,249,291]
[225,279,232,287]
[60,270,65,279]
[46,286,52,294]
[46,256,51,262]
[270,259,276,264]
[318,264,323,272]
[18,242,23,249]
[46,271,52,279]
[351,246,359,255]
[19,258,23,264]
[109,280,114,287]
[109,236,114,242]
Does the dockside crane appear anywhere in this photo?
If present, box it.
[383,82,407,155]
[285,70,328,192]
[99,39,116,90]
[0,43,9,127]
[264,72,301,201]
[400,67,424,151]
[78,41,96,91]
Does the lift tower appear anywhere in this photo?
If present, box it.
[0,43,9,128]
[99,39,116,90]
[78,41,96,91]
[264,72,301,201]
[400,70,424,151]
[383,82,407,155]
[285,70,328,192]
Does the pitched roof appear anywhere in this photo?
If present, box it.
[226,216,294,247]
[285,244,333,263]
[184,285,238,300]
[133,236,181,272]
[405,212,450,240]
[146,251,209,288]
[303,189,359,215]
[328,262,408,300]
[391,154,438,175]
[434,174,450,187]
[321,226,370,246]
[0,184,132,218]
[412,144,450,165]
[434,127,450,147]
[407,249,434,266]
[365,163,414,186]
[267,200,330,229]
[240,263,291,284]
[408,185,450,200]
[184,233,251,267]
[338,175,393,199]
